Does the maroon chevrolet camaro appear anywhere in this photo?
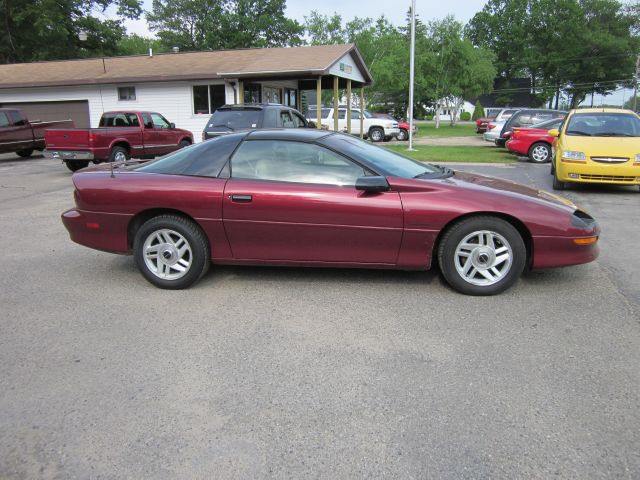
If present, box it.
[61,129,599,295]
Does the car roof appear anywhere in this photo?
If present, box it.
[245,129,334,142]
[570,108,636,115]
[217,103,293,111]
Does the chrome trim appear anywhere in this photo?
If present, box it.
[590,157,629,164]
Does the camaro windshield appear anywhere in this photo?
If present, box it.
[565,113,640,137]
[322,135,448,179]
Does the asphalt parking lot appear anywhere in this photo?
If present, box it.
[1,152,638,479]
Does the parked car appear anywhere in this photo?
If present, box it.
[497,109,567,147]
[483,109,519,143]
[0,108,74,158]
[202,104,309,141]
[550,108,640,191]
[506,118,565,163]
[372,113,417,141]
[306,106,400,142]
[45,111,193,172]
[474,108,506,133]
[61,130,599,296]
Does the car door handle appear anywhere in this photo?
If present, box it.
[230,194,253,203]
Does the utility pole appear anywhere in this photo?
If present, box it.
[408,0,416,151]
[634,55,640,112]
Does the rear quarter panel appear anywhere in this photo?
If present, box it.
[71,171,231,257]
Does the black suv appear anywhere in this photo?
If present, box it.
[202,104,310,141]
[497,108,567,146]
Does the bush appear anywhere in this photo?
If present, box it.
[425,114,434,121]
[460,112,471,121]
[472,100,485,121]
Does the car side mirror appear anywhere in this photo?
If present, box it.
[355,176,390,193]
[169,122,176,129]
[548,128,559,137]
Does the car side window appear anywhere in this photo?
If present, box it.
[127,113,140,127]
[0,112,10,127]
[291,112,307,128]
[337,110,347,119]
[151,113,170,129]
[141,113,153,129]
[280,111,295,128]
[230,140,366,186]
[9,111,25,125]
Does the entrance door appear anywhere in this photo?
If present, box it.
[222,139,403,264]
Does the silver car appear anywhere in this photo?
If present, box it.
[482,108,520,143]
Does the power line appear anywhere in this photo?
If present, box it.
[486,78,634,94]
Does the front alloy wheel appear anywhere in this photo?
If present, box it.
[438,216,526,295]
[134,215,210,289]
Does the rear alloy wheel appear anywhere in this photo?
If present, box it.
[109,146,129,163]
[16,148,34,158]
[438,216,526,296]
[397,129,408,141]
[65,160,89,172]
[528,142,551,163]
[134,215,210,289]
[369,127,384,142]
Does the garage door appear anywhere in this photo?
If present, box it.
[0,100,90,128]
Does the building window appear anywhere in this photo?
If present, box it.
[193,84,226,114]
[244,84,262,104]
[118,86,136,101]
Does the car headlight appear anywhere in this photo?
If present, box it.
[562,150,586,160]
[635,153,640,162]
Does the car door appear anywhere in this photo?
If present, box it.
[222,139,403,264]
[149,112,178,155]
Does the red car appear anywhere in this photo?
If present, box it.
[506,118,564,163]
[372,113,417,141]
[61,130,599,296]
[45,111,194,172]
[475,117,493,133]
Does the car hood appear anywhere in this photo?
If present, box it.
[446,171,577,209]
[562,136,640,157]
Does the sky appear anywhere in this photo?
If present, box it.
[112,0,633,106]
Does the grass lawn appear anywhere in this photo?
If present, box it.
[416,123,476,138]
[384,145,517,163]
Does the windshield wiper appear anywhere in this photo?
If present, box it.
[566,130,591,136]
[413,165,454,179]
[597,132,635,137]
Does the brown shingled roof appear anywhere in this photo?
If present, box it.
[0,44,373,89]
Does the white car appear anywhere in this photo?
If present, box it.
[306,107,400,142]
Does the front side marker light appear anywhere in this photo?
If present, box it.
[574,236,598,246]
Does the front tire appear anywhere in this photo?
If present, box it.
[438,216,526,296]
[552,172,566,190]
[528,142,551,163]
[369,127,384,142]
[397,129,408,141]
[65,160,89,172]
[133,215,210,289]
[16,148,34,158]
[179,139,191,148]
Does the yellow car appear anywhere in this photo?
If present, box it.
[549,108,640,191]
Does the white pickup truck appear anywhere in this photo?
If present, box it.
[306,107,400,142]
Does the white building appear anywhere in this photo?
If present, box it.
[0,44,372,142]
[435,98,476,122]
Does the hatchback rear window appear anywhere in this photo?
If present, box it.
[206,109,262,131]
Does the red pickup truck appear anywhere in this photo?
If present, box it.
[0,108,74,158]
[45,111,194,171]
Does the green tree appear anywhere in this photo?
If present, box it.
[147,0,304,51]
[623,95,640,111]
[0,0,142,63]
[116,34,167,55]
[472,100,486,120]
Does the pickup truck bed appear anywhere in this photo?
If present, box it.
[0,108,74,158]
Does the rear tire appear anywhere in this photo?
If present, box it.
[109,146,129,163]
[438,216,526,296]
[16,148,34,158]
[369,127,384,142]
[65,160,89,172]
[133,214,210,290]
[528,142,551,163]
